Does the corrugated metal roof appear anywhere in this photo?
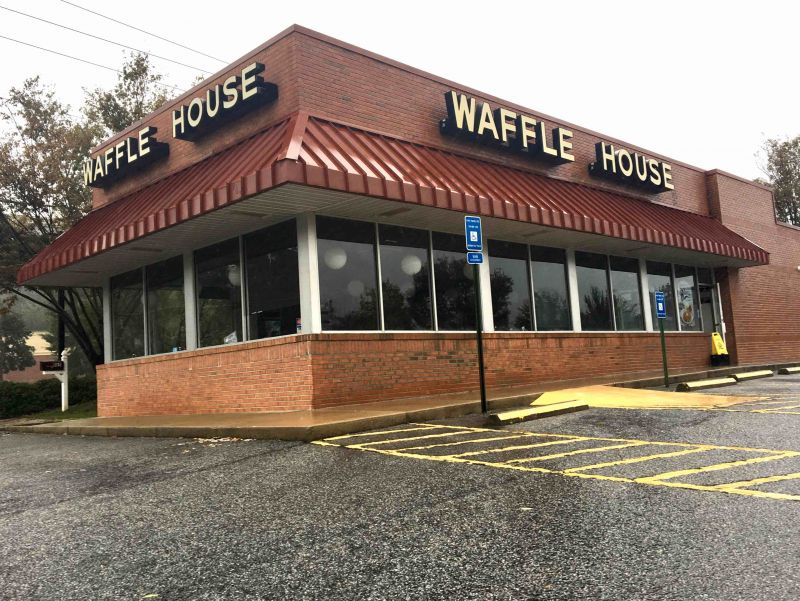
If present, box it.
[17,111,768,284]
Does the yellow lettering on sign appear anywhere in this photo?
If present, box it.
[476,102,499,140]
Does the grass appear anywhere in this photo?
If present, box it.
[21,401,97,421]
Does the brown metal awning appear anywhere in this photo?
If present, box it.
[18,111,768,284]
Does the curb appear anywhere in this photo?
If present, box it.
[732,370,774,382]
[675,377,738,392]
[486,401,588,426]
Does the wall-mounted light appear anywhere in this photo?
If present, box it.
[324,247,348,270]
[400,254,423,276]
[227,264,241,287]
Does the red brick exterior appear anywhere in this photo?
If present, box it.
[85,26,800,417]
[98,332,709,417]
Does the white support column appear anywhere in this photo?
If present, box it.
[102,279,112,363]
[183,251,198,350]
[478,233,494,332]
[297,213,322,334]
[566,249,582,332]
[640,258,654,332]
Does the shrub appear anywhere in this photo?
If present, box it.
[0,377,96,419]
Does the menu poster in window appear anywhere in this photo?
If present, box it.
[678,287,696,327]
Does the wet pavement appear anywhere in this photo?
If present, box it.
[2,375,800,600]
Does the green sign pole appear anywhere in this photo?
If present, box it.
[659,318,669,388]
[473,263,488,414]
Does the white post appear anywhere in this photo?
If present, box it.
[478,232,495,332]
[183,251,198,350]
[297,213,322,334]
[102,279,112,363]
[566,249,582,332]
[60,349,69,412]
[640,258,654,332]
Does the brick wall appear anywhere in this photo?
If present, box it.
[708,171,800,365]
[92,27,710,217]
[97,336,313,417]
[98,331,710,417]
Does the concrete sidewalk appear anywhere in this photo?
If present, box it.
[3,361,797,441]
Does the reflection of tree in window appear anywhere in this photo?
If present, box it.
[610,256,643,331]
[110,268,144,360]
[488,240,532,331]
[146,256,185,354]
[531,246,571,331]
[379,225,432,330]
[196,238,242,347]
[431,231,476,331]
[575,251,612,331]
[317,216,379,331]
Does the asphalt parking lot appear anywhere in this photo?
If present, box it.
[3,375,800,600]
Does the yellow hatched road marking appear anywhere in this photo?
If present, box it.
[760,404,800,411]
[449,437,591,458]
[316,425,800,502]
[637,452,800,484]
[507,442,650,464]
[564,446,713,473]
[715,471,800,491]
[393,433,533,452]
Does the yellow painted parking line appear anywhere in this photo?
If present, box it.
[760,404,800,411]
[393,433,533,452]
[564,446,713,473]
[507,441,650,464]
[637,452,800,484]
[323,425,438,441]
[449,436,591,458]
[348,430,479,449]
[716,471,800,491]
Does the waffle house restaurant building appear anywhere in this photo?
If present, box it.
[18,26,800,417]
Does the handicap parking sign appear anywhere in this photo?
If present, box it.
[464,216,482,251]
[655,291,667,319]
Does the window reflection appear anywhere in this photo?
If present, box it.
[245,219,301,339]
[146,256,185,354]
[433,232,475,331]
[531,246,571,331]
[195,238,242,347]
[489,240,532,331]
[111,268,144,360]
[674,265,701,331]
[575,251,612,331]
[647,261,677,331]
[379,224,432,330]
[317,216,379,331]
[610,256,643,331]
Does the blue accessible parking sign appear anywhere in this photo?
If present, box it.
[467,252,483,264]
[464,216,482,251]
[655,291,667,319]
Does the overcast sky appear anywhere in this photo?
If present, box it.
[0,0,797,180]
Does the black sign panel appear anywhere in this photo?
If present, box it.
[40,360,65,372]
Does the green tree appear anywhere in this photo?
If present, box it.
[0,53,172,370]
[0,310,34,376]
[760,135,800,226]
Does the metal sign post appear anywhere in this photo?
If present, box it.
[465,217,488,414]
[654,291,669,388]
[41,350,70,412]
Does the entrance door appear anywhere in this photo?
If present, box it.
[699,284,720,334]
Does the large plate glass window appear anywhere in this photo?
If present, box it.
[195,238,243,347]
[145,256,186,354]
[378,224,432,330]
[575,251,613,331]
[530,246,571,331]
[488,240,532,331]
[432,232,475,331]
[674,265,701,331]
[647,261,677,331]
[110,268,144,360]
[610,256,644,330]
[317,216,379,331]
[245,219,300,338]
[697,268,717,334]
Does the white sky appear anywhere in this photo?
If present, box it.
[0,0,797,180]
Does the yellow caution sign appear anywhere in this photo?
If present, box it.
[711,332,728,356]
